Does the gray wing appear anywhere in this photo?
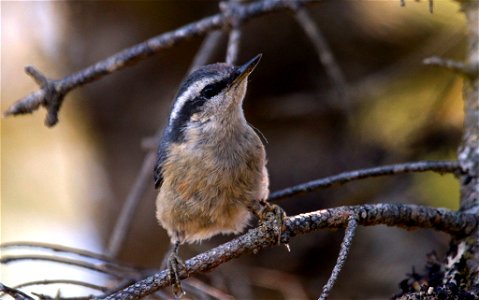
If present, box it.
[154,133,169,189]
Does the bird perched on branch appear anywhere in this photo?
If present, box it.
[154,54,286,297]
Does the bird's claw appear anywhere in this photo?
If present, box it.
[258,201,289,249]
[167,251,186,298]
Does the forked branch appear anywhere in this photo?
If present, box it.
[99,204,478,300]
[3,0,317,127]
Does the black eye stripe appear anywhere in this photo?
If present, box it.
[167,76,232,143]
[201,85,217,98]
[200,79,229,99]
[168,97,204,143]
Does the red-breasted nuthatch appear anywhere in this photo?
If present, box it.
[154,54,285,296]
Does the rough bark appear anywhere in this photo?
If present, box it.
[457,0,479,290]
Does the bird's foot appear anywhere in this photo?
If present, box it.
[258,200,289,250]
[167,244,186,299]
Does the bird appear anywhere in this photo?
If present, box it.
[154,54,285,297]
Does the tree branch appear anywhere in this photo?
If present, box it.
[0,283,35,300]
[105,152,157,258]
[455,0,479,289]
[99,204,478,300]
[0,255,139,279]
[3,0,317,127]
[190,31,224,71]
[226,29,242,65]
[1,241,122,265]
[269,160,461,201]
[319,216,358,300]
[292,6,350,104]
[222,0,243,65]
[423,56,478,78]
[14,280,109,293]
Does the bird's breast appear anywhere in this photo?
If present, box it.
[162,124,266,202]
[156,124,269,243]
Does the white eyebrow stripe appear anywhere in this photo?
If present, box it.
[168,77,218,125]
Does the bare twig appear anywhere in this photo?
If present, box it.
[0,283,35,300]
[4,0,318,126]
[190,31,224,71]
[254,27,463,121]
[423,56,478,78]
[293,6,350,103]
[106,152,157,258]
[222,0,243,65]
[0,255,138,279]
[30,293,90,300]
[318,216,358,300]
[14,280,109,293]
[269,160,460,201]
[226,29,242,65]
[1,241,120,265]
[99,204,478,300]
[0,241,143,281]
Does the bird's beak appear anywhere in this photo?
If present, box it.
[231,54,262,86]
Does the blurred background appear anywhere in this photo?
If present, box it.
[1,0,466,299]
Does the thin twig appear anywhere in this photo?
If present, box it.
[269,160,461,201]
[226,29,242,65]
[30,293,90,300]
[99,204,478,300]
[190,31,224,71]
[0,283,35,300]
[4,0,318,126]
[0,241,143,281]
[318,216,358,300]
[293,6,350,103]
[423,56,478,78]
[106,21,227,259]
[264,25,464,120]
[106,152,157,257]
[14,280,109,293]
[0,255,137,279]
[222,0,242,65]
[1,241,120,265]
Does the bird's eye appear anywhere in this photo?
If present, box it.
[201,84,220,99]
[200,79,229,99]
